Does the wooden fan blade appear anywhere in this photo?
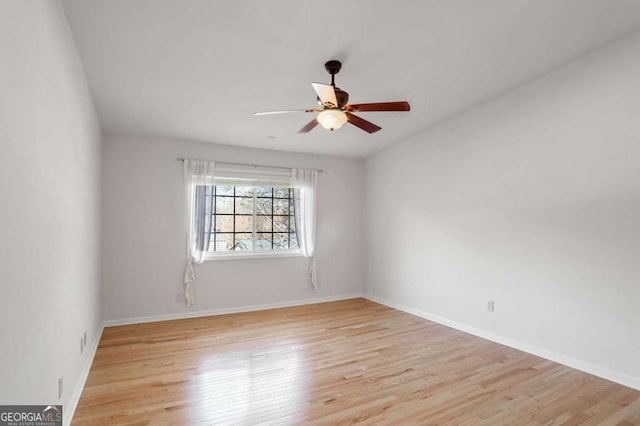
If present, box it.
[346,101,410,112]
[299,118,319,133]
[311,83,338,108]
[254,109,319,116]
[346,112,382,133]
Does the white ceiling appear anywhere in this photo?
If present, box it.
[62,0,640,158]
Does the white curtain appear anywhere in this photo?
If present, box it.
[184,159,215,307]
[293,168,318,290]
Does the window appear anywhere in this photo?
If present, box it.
[192,162,300,259]
[206,184,298,254]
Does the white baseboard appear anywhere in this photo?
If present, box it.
[364,294,640,391]
[103,293,364,327]
[64,324,104,426]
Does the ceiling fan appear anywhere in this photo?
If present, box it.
[254,60,410,134]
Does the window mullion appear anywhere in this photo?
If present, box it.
[288,188,291,249]
[252,188,257,250]
[212,187,221,252]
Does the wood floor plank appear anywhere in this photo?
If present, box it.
[72,298,640,425]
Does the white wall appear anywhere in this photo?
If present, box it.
[0,0,102,411]
[367,32,640,388]
[101,135,366,321]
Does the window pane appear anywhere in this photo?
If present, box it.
[274,187,290,198]
[256,215,272,232]
[273,215,291,232]
[216,185,234,196]
[214,233,234,251]
[234,233,253,251]
[215,215,233,232]
[289,233,298,249]
[273,233,292,249]
[215,196,233,214]
[235,186,254,197]
[255,186,272,198]
[235,197,253,215]
[235,215,253,233]
[255,198,272,215]
[273,198,289,215]
[255,233,273,250]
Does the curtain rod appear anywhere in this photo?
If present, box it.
[176,158,324,173]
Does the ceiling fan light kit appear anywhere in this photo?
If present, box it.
[255,60,410,134]
[317,109,348,131]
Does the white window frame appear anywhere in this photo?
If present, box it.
[204,164,301,261]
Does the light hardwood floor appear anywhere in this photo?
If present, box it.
[72,298,640,425]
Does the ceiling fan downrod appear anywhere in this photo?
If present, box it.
[324,60,342,87]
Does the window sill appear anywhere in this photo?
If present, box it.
[204,250,302,261]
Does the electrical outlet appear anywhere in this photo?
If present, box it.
[83,331,87,346]
[58,377,63,399]
[487,300,495,312]
[175,292,183,303]
[80,338,84,354]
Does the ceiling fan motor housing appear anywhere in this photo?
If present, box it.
[316,88,349,108]
[334,88,349,108]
